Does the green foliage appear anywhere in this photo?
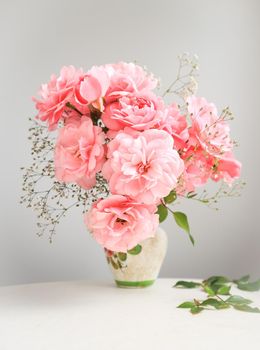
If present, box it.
[233,304,260,313]
[201,298,229,309]
[174,275,260,315]
[235,279,260,292]
[127,244,142,255]
[233,275,250,284]
[178,301,195,308]
[225,295,252,305]
[174,281,201,289]
[172,211,194,245]
[164,191,177,204]
[156,204,168,223]
[118,252,127,261]
[190,306,204,314]
[110,258,119,270]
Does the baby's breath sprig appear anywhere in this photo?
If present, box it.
[162,53,199,101]
[185,180,246,210]
[20,118,109,242]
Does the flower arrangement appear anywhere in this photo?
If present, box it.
[21,54,243,257]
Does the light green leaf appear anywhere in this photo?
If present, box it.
[233,275,250,284]
[127,244,142,255]
[226,295,252,306]
[217,285,231,295]
[201,298,229,309]
[177,301,195,308]
[173,211,194,245]
[203,285,215,296]
[203,276,230,286]
[233,304,260,313]
[164,190,177,204]
[236,279,260,292]
[190,306,204,314]
[174,280,201,289]
[156,204,168,223]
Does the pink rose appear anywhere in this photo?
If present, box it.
[33,66,85,130]
[159,103,189,150]
[102,129,184,204]
[177,146,213,193]
[178,146,241,194]
[187,96,233,157]
[85,195,159,252]
[104,62,158,102]
[76,65,110,112]
[102,92,165,131]
[54,116,105,189]
[211,153,241,183]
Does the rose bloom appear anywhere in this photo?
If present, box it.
[85,195,159,252]
[104,62,158,102]
[211,152,241,183]
[178,146,241,194]
[54,116,105,189]
[102,92,165,131]
[187,96,233,157]
[159,103,189,150]
[75,65,110,112]
[33,65,85,130]
[102,129,184,204]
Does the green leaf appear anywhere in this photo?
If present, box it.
[110,258,119,270]
[173,211,194,245]
[217,285,231,295]
[164,190,177,204]
[233,304,260,313]
[233,275,250,284]
[127,244,142,255]
[177,301,195,309]
[203,276,230,286]
[190,306,204,314]
[201,298,229,309]
[156,204,168,223]
[236,279,260,292]
[226,295,252,306]
[174,280,201,289]
[187,191,197,199]
[118,252,127,261]
[203,285,216,296]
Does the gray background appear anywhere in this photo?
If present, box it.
[1,0,259,286]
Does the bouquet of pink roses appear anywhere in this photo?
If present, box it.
[22,55,242,255]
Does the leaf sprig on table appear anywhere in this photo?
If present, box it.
[174,275,260,314]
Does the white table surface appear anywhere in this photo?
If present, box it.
[0,278,259,350]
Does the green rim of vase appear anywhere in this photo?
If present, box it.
[115,280,155,288]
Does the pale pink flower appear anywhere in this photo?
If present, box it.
[102,92,165,131]
[211,153,241,183]
[33,66,85,130]
[178,146,241,193]
[177,146,213,193]
[76,66,110,112]
[159,103,189,150]
[54,116,105,189]
[104,62,158,102]
[187,96,233,157]
[85,195,159,252]
[102,129,184,204]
